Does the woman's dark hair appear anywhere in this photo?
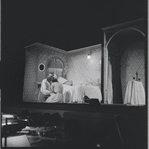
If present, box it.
[47,76,54,83]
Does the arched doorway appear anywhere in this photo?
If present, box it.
[102,18,146,104]
[46,57,64,78]
[107,28,145,103]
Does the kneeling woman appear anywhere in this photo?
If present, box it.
[45,76,63,103]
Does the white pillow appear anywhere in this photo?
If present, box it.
[58,77,68,84]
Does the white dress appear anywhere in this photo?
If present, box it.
[45,82,63,103]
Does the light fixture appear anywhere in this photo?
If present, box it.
[87,50,92,59]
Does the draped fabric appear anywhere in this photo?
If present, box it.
[103,45,108,103]
[106,59,113,104]
[124,80,145,105]
[72,85,85,103]
[62,84,102,103]
[84,85,102,102]
[45,92,63,103]
[103,46,113,104]
[45,82,63,103]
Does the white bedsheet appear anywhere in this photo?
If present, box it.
[84,85,102,102]
[63,84,102,103]
[63,84,74,103]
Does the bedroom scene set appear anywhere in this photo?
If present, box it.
[23,18,146,105]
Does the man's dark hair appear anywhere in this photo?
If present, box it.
[47,76,57,83]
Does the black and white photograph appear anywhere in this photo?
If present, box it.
[1,0,148,148]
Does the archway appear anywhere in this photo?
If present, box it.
[106,28,145,103]
[46,57,64,78]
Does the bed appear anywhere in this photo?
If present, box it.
[58,76,102,103]
[48,68,102,104]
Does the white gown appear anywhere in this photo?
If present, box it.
[45,82,63,103]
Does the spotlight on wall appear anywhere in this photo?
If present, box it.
[87,50,92,59]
